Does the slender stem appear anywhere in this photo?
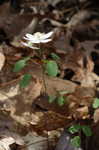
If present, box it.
[42,66,47,94]
[39,44,49,149]
[38,44,47,94]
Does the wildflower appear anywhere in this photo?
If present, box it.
[23,31,53,44]
[21,41,39,49]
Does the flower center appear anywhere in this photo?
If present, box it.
[28,41,33,47]
[34,32,44,39]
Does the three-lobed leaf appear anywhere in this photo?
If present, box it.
[13,57,30,72]
[20,74,32,88]
[45,60,59,77]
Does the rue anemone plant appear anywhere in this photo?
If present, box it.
[13,31,60,89]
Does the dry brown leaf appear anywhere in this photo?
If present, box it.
[76,106,89,119]
[23,132,47,150]
[0,61,77,128]
[81,72,99,87]
[0,130,24,145]
[33,94,70,115]
[31,111,72,132]
[71,20,99,42]
[93,109,99,123]
[66,10,91,28]
[32,86,95,123]
[81,40,99,55]
[22,76,42,103]
[0,2,34,41]
[60,47,94,85]
[0,52,5,71]
[73,86,95,106]
[0,130,24,150]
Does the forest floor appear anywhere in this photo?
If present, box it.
[0,0,99,150]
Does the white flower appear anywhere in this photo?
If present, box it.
[21,41,39,49]
[23,31,53,44]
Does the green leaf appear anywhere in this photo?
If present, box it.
[20,74,32,88]
[51,53,60,60]
[48,95,56,103]
[71,136,81,148]
[57,95,65,106]
[81,125,92,137]
[68,125,81,134]
[13,57,30,72]
[92,98,99,109]
[45,60,59,77]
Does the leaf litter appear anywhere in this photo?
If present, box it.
[0,0,99,150]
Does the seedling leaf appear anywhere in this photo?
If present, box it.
[51,53,60,60]
[71,136,81,148]
[57,95,65,106]
[82,125,92,137]
[48,95,56,103]
[68,125,81,134]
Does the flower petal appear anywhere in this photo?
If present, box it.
[23,31,53,44]
[30,38,52,43]
[30,46,39,49]
[28,39,41,43]
[23,34,35,41]
[25,33,34,39]
[23,37,41,43]
[21,42,39,49]
[21,42,29,46]
[23,37,30,41]
[41,31,53,40]
[41,39,52,43]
